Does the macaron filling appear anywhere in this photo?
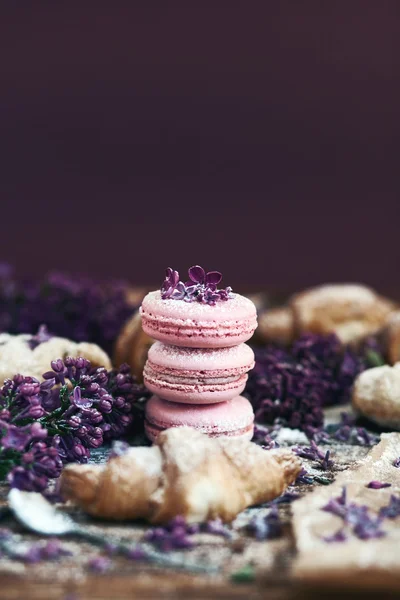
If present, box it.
[141,314,257,342]
[144,362,252,389]
[145,420,254,439]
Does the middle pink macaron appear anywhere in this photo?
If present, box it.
[143,341,255,404]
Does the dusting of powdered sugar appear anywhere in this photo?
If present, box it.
[273,428,309,446]
[141,291,257,323]
[148,341,254,370]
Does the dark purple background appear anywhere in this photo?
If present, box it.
[1,3,399,291]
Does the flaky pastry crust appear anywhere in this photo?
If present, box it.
[384,311,400,365]
[60,427,302,524]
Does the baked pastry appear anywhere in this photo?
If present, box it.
[143,342,255,404]
[353,363,400,428]
[144,394,255,442]
[60,426,302,523]
[384,311,400,365]
[291,284,395,344]
[257,307,294,346]
[0,331,111,383]
[293,433,400,589]
[114,311,153,381]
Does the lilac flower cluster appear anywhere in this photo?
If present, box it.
[0,529,71,563]
[293,441,334,471]
[322,487,386,541]
[323,412,380,446]
[0,359,149,492]
[246,333,377,432]
[379,495,400,519]
[88,555,112,573]
[0,265,135,355]
[247,507,283,540]
[144,516,231,552]
[251,424,280,449]
[161,266,232,306]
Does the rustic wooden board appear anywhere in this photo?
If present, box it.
[0,405,391,600]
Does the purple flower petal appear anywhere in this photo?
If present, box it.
[72,386,93,409]
[322,529,347,543]
[366,481,391,489]
[379,495,400,519]
[188,265,205,284]
[1,425,31,451]
[205,271,222,286]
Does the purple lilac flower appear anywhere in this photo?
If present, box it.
[202,518,231,538]
[160,266,233,306]
[379,495,400,519]
[322,529,347,543]
[247,507,283,540]
[251,424,280,449]
[325,413,380,446]
[295,468,314,485]
[0,266,136,356]
[144,516,232,552]
[0,530,71,563]
[245,333,367,432]
[366,481,391,489]
[27,325,53,350]
[321,487,386,541]
[293,441,334,471]
[246,332,386,434]
[7,437,63,492]
[87,556,112,573]
[0,359,150,492]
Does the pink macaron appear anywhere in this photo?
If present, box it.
[144,341,255,404]
[140,291,257,348]
[144,394,255,442]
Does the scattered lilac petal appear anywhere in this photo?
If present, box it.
[366,481,391,489]
[322,529,347,543]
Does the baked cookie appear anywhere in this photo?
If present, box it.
[257,307,294,346]
[114,311,154,381]
[384,311,400,365]
[291,284,395,344]
[353,363,400,428]
[0,330,111,383]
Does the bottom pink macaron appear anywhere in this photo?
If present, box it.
[144,394,254,443]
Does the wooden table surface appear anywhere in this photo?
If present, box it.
[1,408,398,600]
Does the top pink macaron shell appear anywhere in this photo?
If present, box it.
[147,341,255,372]
[140,290,257,348]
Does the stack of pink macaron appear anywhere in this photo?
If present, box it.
[140,266,258,442]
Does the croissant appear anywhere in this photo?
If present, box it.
[60,427,302,524]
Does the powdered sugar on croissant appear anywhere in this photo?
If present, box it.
[60,427,302,524]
